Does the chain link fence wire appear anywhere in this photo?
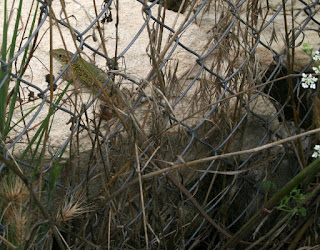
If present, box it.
[0,0,320,249]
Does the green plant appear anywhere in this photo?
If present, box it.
[300,42,320,89]
[262,181,311,217]
[276,188,312,217]
[261,180,277,192]
[0,0,39,140]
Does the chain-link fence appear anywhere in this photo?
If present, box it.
[0,0,320,249]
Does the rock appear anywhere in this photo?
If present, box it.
[228,95,279,162]
[1,0,209,158]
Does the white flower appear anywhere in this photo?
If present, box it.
[313,66,320,74]
[301,73,318,89]
[313,51,320,61]
[312,145,320,158]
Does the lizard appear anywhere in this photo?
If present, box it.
[52,48,123,120]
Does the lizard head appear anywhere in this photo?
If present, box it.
[52,49,75,66]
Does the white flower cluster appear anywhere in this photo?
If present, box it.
[301,73,318,89]
[313,51,320,61]
[312,145,320,158]
[301,46,320,161]
[301,50,320,89]
[312,66,320,74]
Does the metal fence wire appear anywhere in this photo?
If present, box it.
[0,0,320,249]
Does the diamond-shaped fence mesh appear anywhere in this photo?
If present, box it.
[0,0,320,249]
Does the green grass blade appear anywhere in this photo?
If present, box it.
[20,80,72,161]
[0,0,8,135]
[4,1,39,136]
